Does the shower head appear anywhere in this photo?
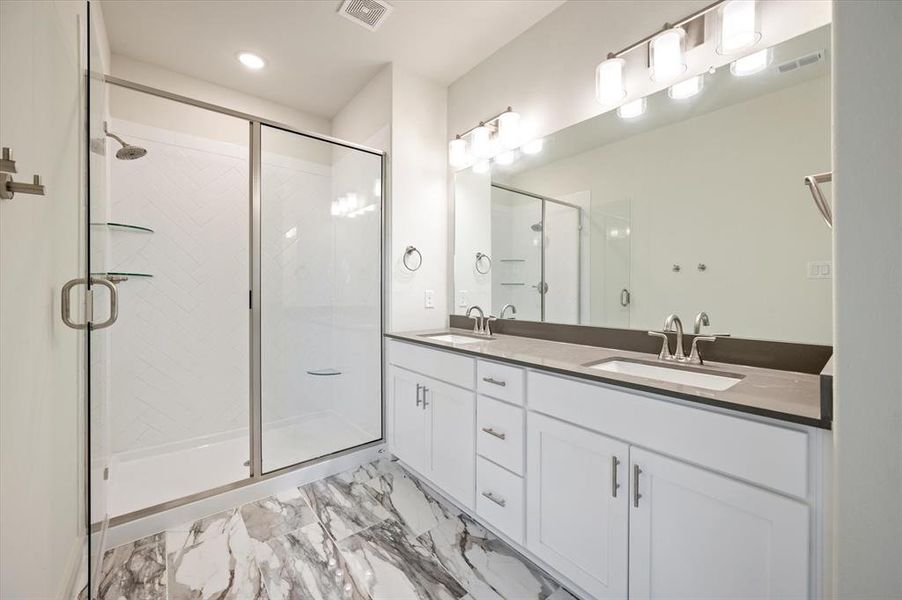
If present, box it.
[530,222,543,232]
[104,123,147,160]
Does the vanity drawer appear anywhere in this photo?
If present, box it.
[387,340,475,389]
[477,395,525,475]
[476,360,525,405]
[476,456,524,544]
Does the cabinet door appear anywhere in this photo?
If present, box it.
[527,412,629,599]
[389,367,429,475]
[426,377,475,508]
[629,448,809,600]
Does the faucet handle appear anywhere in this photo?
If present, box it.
[688,336,717,365]
[485,315,497,336]
[648,331,672,360]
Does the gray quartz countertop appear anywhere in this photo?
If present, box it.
[385,328,830,429]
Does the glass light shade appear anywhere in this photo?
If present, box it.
[649,28,686,83]
[730,48,771,76]
[471,125,494,159]
[617,97,647,119]
[718,0,761,54]
[448,137,469,169]
[595,57,627,105]
[497,110,521,150]
[472,160,491,174]
[668,75,703,99]
[495,150,515,165]
[521,138,544,155]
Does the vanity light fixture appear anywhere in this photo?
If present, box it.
[617,97,647,119]
[497,109,521,150]
[470,124,494,160]
[718,0,761,55]
[668,75,704,99]
[449,136,470,169]
[650,27,687,83]
[237,52,266,70]
[730,48,771,76]
[595,56,627,106]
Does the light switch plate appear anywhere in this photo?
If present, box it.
[807,261,832,279]
[424,289,435,309]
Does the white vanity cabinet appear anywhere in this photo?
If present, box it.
[386,339,823,600]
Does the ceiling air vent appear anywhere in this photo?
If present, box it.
[776,50,825,74]
[338,0,393,32]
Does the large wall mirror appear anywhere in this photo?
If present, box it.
[453,24,832,345]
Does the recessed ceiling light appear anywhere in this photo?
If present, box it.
[238,52,266,70]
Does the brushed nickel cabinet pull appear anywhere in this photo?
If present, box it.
[633,464,642,508]
[421,386,429,409]
[482,376,506,387]
[481,427,506,440]
[481,491,506,507]
[611,456,620,498]
[415,383,423,407]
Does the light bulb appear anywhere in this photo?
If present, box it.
[617,97,646,119]
[730,48,770,76]
[595,57,627,106]
[448,137,469,169]
[497,110,521,150]
[668,75,703,99]
[719,0,760,54]
[471,125,493,159]
[650,28,686,83]
[495,150,515,165]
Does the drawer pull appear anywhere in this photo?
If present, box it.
[633,464,642,508]
[482,377,507,387]
[481,427,506,440]
[481,491,506,507]
[611,456,620,498]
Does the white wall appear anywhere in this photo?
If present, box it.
[0,1,92,596]
[832,2,902,598]
[453,169,493,313]
[389,67,449,331]
[332,65,392,150]
[448,1,830,143]
[509,76,832,344]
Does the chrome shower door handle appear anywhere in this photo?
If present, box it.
[60,276,119,330]
[61,278,88,330]
[90,276,119,330]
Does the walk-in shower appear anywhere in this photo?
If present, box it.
[86,73,385,577]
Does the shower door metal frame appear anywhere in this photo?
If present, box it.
[99,75,388,527]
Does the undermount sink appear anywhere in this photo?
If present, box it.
[422,333,492,344]
[589,359,742,391]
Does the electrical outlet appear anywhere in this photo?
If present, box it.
[424,289,435,309]
[457,290,468,308]
[807,261,832,279]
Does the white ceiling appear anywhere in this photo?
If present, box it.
[100,0,566,119]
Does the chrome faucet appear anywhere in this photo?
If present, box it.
[465,305,485,334]
[663,314,686,361]
[500,304,517,320]
[649,313,718,364]
[694,311,710,334]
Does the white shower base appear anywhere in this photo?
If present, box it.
[108,411,377,518]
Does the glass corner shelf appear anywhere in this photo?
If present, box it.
[91,272,154,283]
[90,222,154,233]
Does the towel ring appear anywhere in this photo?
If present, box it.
[475,252,492,274]
[403,245,422,271]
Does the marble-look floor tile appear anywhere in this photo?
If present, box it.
[338,518,467,600]
[364,463,461,537]
[96,532,167,600]
[253,522,368,600]
[166,508,265,599]
[419,512,558,600]
[301,475,391,542]
[241,487,318,542]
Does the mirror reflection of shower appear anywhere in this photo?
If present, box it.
[104,121,147,160]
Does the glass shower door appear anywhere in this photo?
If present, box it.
[259,125,382,473]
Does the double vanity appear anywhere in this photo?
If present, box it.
[385,323,831,599]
